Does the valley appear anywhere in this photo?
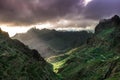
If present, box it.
[0,15,120,80]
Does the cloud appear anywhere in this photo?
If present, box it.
[0,0,120,29]
[0,0,83,26]
[83,0,120,20]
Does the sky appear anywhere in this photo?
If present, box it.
[0,0,120,37]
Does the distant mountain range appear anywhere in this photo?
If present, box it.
[13,29,93,58]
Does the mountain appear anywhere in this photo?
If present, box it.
[48,15,120,80]
[13,29,93,58]
[0,29,59,80]
[1,15,120,80]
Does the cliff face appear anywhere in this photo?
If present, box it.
[13,29,93,58]
[0,29,59,80]
[49,15,120,80]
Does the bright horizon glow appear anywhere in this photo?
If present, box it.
[0,26,32,37]
[0,26,94,37]
[0,22,53,37]
[0,22,54,37]
[36,22,53,29]
[0,20,95,37]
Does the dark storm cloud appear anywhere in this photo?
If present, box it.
[0,0,83,26]
[1,0,120,27]
[83,0,120,20]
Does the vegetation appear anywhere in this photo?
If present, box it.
[47,15,120,80]
[0,30,59,80]
[1,15,120,80]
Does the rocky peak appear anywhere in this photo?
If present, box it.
[95,15,120,34]
[111,15,120,24]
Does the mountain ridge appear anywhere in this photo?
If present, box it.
[13,28,93,58]
[0,29,59,80]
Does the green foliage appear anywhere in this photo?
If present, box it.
[48,24,120,80]
[0,32,59,80]
[97,28,115,40]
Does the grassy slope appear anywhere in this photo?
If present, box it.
[48,27,120,80]
[0,31,59,80]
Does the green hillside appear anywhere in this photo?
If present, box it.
[1,15,120,80]
[48,15,120,80]
[0,29,59,80]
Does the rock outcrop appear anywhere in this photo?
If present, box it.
[95,15,120,34]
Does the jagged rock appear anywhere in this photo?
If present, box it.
[111,15,120,25]
[95,15,120,34]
